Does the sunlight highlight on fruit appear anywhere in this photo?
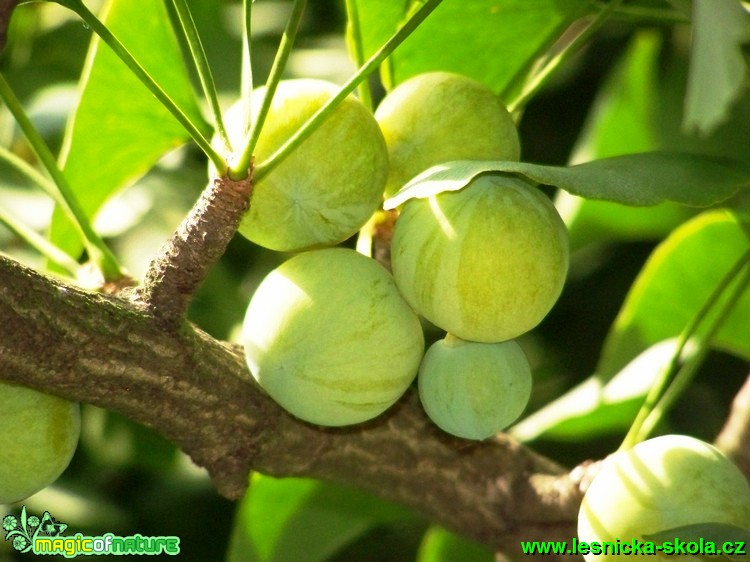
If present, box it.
[578,434,750,561]
[391,173,569,343]
[243,248,425,427]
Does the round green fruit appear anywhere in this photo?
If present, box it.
[375,71,520,198]
[391,173,569,343]
[418,335,532,440]
[242,247,425,427]
[0,382,80,504]
[231,79,388,252]
[578,434,750,561]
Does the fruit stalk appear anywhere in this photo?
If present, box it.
[229,0,308,179]
[0,73,124,282]
[253,0,443,182]
[170,0,230,151]
[136,169,253,329]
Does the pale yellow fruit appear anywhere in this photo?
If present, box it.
[0,382,80,504]
[243,248,425,426]
[418,335,532,440]
[391,173,569,343]
[232,79,388,252]
[375,71,520,198]
[578,434,750,561]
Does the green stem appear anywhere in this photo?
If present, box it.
[0,145,59,198]
[344,0,373,111]
[253,0,443,183]
[0,73,123,281]
[240,0,253,146]
[507,0,624,113]
[0,206,80,275]
[53,0,227,173]
[634,263,750,443]
[170,0,230,151]
[229,0,308,180]
[620,249,750,450]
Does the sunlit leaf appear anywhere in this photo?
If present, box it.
[227,474,416,562]
[51,0,206,260]
[416,526,494,562]
[511,339,696,442]
[357,0,590,94]
[513,210,750,442]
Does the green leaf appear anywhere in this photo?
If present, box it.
[227,474,417,562]
[644,523,750,561]
[571,31,662,162]
[598,210,750,379]
[683,0,750,136]
[51,0,205,260]
[511,339,696,442]
[416,526,494,562]
[382,153,750,211]
[560,31,694,249]
[558,193,695,251]
[357,0,590,94]
[513,210,750,442]
[0,0,23,52]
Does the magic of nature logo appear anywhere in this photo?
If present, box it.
[3,505,180,557]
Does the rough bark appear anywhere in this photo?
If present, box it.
[715,372,750,478]
[0,254,592,560]
[136,171,253,328]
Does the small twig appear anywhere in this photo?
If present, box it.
[715,372,750,479]
[135,165,253,329]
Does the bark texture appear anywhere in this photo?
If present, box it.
[715,372,750,478]
[136,171,253,328]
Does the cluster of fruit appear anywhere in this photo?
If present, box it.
[240,72,569,439]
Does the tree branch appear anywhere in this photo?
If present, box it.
[715,371,750,478]
[135,170,252,328]
[0,254,590,560]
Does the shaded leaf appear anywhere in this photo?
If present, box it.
[51,0,205,260]
[561,31,693,249]
[684,0,750,135]
[383,153,750,210]
[227,474,416,562]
